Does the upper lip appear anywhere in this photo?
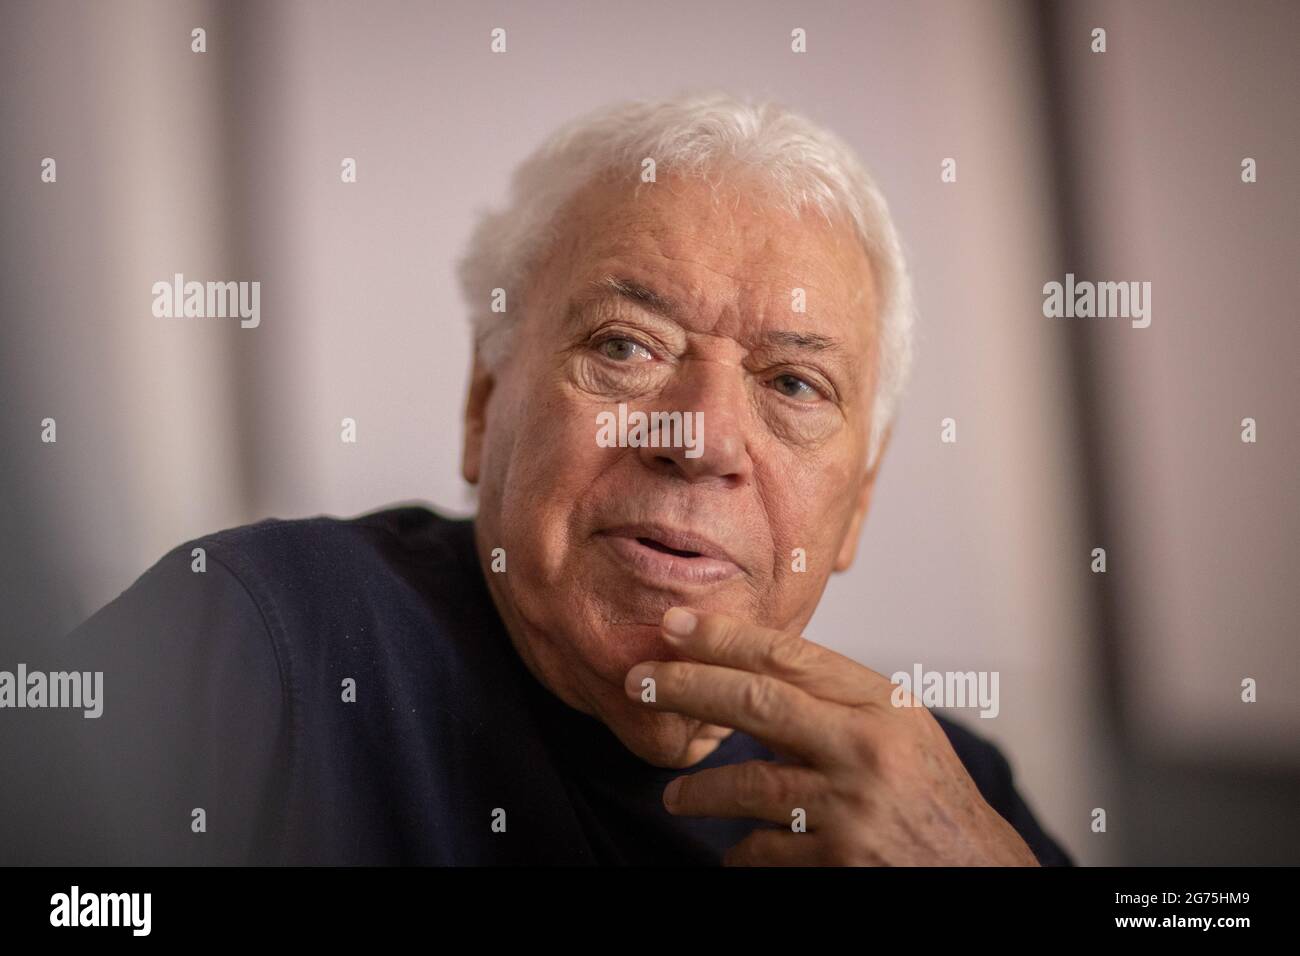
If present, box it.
[599,522,741,567]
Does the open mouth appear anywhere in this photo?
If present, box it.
[596,524,742,586]
[636,537,702,559]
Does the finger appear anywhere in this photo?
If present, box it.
[664,759,828,828]
[660,606,891,706]
[723,828,824,867]
[693,722,735,742]
[624,659,849,765]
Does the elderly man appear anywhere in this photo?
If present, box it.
[46,92,1070,866]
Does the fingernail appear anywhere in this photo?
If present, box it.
[664,776,683,808]
[663,607,697,638]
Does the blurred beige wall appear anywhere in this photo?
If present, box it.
[1051,0,1300,767]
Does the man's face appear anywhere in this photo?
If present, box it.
[464,169,883,766]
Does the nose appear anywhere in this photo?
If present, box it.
[635,359,752,487]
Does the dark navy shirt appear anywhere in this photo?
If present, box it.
[36,505,1073,866]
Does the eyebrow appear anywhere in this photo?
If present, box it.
[587,275,844,355]
[592,275,684,320]
[757,329,841,353]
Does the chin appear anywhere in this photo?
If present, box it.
[605,703,703,768]
[582,620,674,686]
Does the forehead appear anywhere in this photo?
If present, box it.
[544,171,879,354]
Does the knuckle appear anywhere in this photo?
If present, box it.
[654,661,687,698]
[831,769,875,818]
[846,721,881,768]
[711,617,746,658]
[766,635,812,677]
[769,771,804,816]
[847,789,877,821]
[734,762,770,813]
[740,676,780,721]
[873,736,912,781]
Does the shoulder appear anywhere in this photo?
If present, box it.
[70,503,474,647]
[166,503,476,628]
[930,711,1075,866]
[157,503,485,689]
[48,509,477,863]
[61,502,486,736]
[48,504,486,863]
[192,503,469,584]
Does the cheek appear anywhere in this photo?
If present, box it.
[501,389,606,494]
[483,378,612,562]
[760,453,861,565]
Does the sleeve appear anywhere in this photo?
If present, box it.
[980,744,1075,867]
[18,542,288,865]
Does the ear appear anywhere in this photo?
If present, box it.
[461,353,495,485]
[832,426,891,573]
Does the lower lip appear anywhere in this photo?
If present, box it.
[597,534,742,587]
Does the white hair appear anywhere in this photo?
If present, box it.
[457,90,916,469]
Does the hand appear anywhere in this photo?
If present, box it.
[623,606,1039,866]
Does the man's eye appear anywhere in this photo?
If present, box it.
[597,337,653,362]
[772,373,820,401]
